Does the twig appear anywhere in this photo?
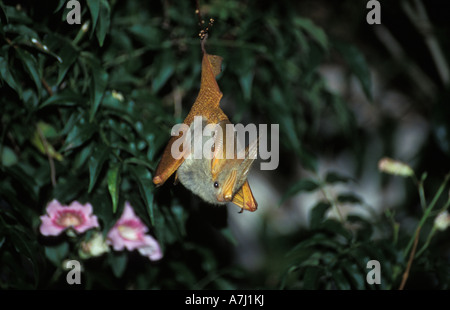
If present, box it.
[195,0,214,41]
[372,25,436,99]
[414,226,435,259]
[195,0,204,27]
[403,173,450,257]
[201,33,208,53]
[37,126,57,187]
[399,226,421,290]
[415,196,450,258]
[6,131,21,155]
[402,0,450,86]
[41,77,53,96]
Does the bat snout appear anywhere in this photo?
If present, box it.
[216,192,233,202]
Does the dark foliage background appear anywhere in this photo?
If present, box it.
[1,0,450,289]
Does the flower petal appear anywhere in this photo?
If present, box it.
[45,199,63,217]
[434,210,450,231]
[121,202,138,221]
[67,200,90,213]
[39,215,65,236]
[107,226,125,251]
[107,202,152,251]
[107,226,144,251]
[138,235,163,261]
[75,214,100,233]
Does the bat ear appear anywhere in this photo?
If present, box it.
[211,120,231,178]
[232,180,257,212]
[238,135,259,176]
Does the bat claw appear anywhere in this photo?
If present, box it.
[153,176,163,185]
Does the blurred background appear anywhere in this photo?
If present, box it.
[1,0,450,289]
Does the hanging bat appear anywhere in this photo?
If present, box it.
[152,39,258,212]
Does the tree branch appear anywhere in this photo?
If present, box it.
[402,0,450,86]
[399,226,421,290]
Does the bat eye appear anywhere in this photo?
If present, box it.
[214,181,219,188]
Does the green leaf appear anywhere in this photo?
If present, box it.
[39,90,83,109]
[56,41,78,85]
[1,146,18,167]
[332,268,351,290]
[294,17,328,51]
[347,215,373,241]
[64,116,97,151]
[303,266,322,289]
[83,55,109,122]
[45,243,69,267]
[30,125,63,161]
[334,40,372,101]
[310,202,331,229]
[343,261,366,289]
[320,219,352,240]
[87,0,101,37]
[96,0,111,46]
[7,226,41,287]
[0,1,8,24]
[129,165,155,225]
[151,50,175,93]
[127,24,162,47]
[16,48,42,98]
[3,6,32,24]
[337,192,363,205]
[279,178,320,205]
[72,140,94,170]
[325,171,354,184]
[88,144,110,193]
[54,0,67,13]
[299,251,322,267]
[4,165,39,201]
[107,162,121,213]
[107,252,128,278]
[287,233,339,257]
[124,157,155,171]
[3,23,38,38]
[0,55,22,97]
[239,70,254,101]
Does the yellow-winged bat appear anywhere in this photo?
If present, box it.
[152,40,258,212]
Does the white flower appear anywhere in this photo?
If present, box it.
[79,232,110,259]
[434,210,450,231]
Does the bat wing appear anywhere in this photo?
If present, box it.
[232,180,258,212]
[153,131,191,186]
[184,53,227,126]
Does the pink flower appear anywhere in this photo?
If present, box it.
[137,235,163,261]
[40,199,100,236]
[107,202,162,261]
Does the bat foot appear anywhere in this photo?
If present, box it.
[238,208,244,214]
[153,176,163,186]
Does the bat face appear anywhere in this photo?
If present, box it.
[176,118,257,208]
